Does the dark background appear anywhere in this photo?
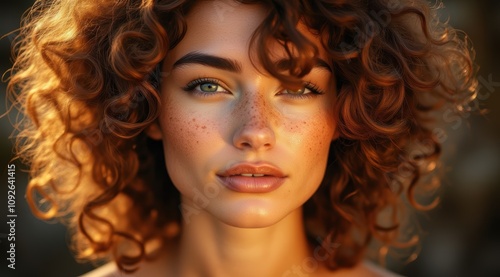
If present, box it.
[1,1,499,276]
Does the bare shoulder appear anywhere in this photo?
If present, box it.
[79,262,121,277]
[80,259,168,277]
[81,256,401,277]
[80,250,173,277]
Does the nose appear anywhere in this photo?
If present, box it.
[232,95,276,151]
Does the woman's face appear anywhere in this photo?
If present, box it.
[149,1,337,228]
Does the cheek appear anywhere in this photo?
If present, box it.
[283,110,335,161]
[165,119,200,155]
[279,110,334,202]
[160,101,217,159]
[159,99,222,195]
[162,112,195,157]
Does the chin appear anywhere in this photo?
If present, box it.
[208,199,297,229]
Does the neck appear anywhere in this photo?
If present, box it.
[174,200,311,277]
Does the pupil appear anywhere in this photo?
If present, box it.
[201,83,217,92]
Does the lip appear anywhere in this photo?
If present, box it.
[216,162,287,193]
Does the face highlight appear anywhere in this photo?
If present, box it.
[149,1,338,228]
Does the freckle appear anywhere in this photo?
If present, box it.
[202,126,206,129]
[192,118,196,122]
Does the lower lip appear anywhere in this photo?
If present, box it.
[216,176,286,193]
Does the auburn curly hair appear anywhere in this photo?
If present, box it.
[7,0,477,273]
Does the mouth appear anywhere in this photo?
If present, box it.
[232,173,267,177]
[217,163,286,177]
[216,163,287,193]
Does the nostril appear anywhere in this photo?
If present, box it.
[241,142,252,148]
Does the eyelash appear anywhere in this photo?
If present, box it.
[183,78,228,96]
[182,77,325,99]
[295,82,325,99]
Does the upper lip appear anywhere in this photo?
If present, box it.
[217,162,286,178]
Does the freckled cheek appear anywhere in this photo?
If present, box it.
[306,123,334,160]
[161,106,219,157]
[283,114,335,160]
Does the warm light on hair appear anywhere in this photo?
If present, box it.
[7,0,477,273]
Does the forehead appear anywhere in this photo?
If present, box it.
[164,0,328,68]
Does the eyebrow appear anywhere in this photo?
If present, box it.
[172,51,332,73]
[173,52,242,73]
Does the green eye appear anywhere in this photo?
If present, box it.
[200,83,219,92]
[183,78,230,96]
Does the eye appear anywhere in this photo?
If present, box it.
[199,82,222,93]
[284,87,311,95]
[183,78,229,95]
[281,82,325,99]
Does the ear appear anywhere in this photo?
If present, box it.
[145,121,163,140]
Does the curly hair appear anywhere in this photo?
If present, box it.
[7,0,477,273]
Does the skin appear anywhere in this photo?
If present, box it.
[141,1,386,276]
[154,3,337,230]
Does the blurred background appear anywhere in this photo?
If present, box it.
[0,0,499,276]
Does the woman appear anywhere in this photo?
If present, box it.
[7,0,477,276]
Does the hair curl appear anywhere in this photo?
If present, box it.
[7,0,477,273]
